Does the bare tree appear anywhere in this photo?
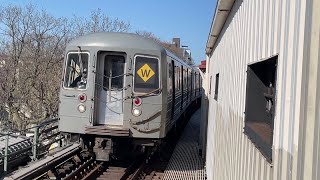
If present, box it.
[0,4,32,131]
[135,30,161,43]
[135,30,187,60]
[73,8,131,37]
[0,4,69,131]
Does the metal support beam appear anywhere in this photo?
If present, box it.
[4,133,9,173]
[32,126,39,161]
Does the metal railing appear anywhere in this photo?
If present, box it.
[0,117,62,175]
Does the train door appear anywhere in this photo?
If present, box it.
[97,53,126,125]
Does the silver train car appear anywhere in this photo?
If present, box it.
[58,32,201,161]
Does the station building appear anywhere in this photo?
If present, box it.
[203,0,320,179]
[198,60,206,73]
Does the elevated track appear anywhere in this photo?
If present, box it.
[4,104,200,180]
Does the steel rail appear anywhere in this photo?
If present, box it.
[128,162,146,180]
[63,157,95,180]
[80,162,104,180]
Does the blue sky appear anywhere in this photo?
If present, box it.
[0,0,216,64]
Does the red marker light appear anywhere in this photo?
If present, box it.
[79,94,87,102]
[133,97,142,106]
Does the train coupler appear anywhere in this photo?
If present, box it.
[93,137,113,161]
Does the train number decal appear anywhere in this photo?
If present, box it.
[137,64,155,82]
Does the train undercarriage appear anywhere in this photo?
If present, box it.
[65,133,160,162]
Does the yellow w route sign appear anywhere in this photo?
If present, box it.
[137,64,155,82]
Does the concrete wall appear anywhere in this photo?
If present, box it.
[199,63,209,159]
[205,0,320,179]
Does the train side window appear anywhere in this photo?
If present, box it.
[177,66,180,90]
[183,68,185,91]
[181,65,184,91]
[185,69,187,90]
[168,61,173,94]
[174,66,177,90]
[134,56,160,94]
[175,66,178,90]
[186,70,188,99]
[64,52,89,89]
[103,55,125,90]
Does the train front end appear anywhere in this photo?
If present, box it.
[58,33,165,161]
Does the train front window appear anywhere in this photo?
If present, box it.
[134,56,159,94]
[63,52,89,89]
[103,55,125,90]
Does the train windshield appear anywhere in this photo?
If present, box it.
[134,56,159,94]
[63,52,89,89]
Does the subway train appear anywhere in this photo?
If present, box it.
[58,32,202,161]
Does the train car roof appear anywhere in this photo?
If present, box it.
[68,32,194,68]
[68,32,165,52]
[164,49,192,68]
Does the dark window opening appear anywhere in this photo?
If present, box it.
[134,56,159,94]
[176,66,180,90]
[64,52,89,89]
[214,73,219,100]
[209,76,212,95]
[244,56,277,163]
[103,55,125,91]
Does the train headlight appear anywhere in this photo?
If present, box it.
[133,97,142,106]
[132,108,142,116]
[78,104,86,113]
